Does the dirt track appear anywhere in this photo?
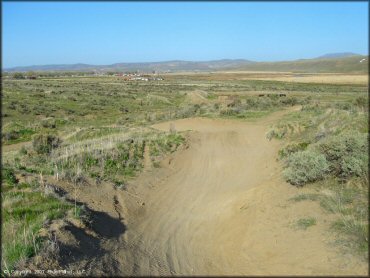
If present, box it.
[29,108,366,275]
[114,109,366,276]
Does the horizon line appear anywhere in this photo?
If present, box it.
[4,52,368,69]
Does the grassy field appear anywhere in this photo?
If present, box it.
[1,72,368,270]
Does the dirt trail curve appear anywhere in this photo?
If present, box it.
[111,107,366,276]
[24,107,366,275]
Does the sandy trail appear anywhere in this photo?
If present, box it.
[114,109,366,276]
[23,108,366,275]
[126,119,279,275]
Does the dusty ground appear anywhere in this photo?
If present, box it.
[24,108,367,276]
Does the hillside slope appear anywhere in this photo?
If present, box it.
[4,56,368,73]
[234,55,368,73]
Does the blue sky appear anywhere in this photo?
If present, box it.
[3,1,368,68]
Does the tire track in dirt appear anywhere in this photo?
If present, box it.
[24,107,366,276]
[116,107,366,276]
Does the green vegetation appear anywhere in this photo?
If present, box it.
[4,55,367,73]
[235,55,368,73]
[2,123,36,145]
[2,73,368,268]
[314,132,368,178]
[51,131,185,185]
[295,217,317,230]
[272,97,368,258]
[289,193,320,202]
[290,178,368,257]
[218,95,308,120]
[2,171,74,271]
[283,150,329,186]
[32,134,62,154]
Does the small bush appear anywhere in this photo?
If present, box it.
[13,72,25,79]
[266,126,287,140]
[19,146,28,156]
[354,96,367,109]
[278,142,309,159]
[280,96,298,106]
[2,131,19,141]
[41,118,56,129]
[32,134,62,154]
[283,150,329,186]
[314,132,368,178]
[2,167,18,186]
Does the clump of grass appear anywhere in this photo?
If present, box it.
[2,127,36,145]
[295,217,317,230]
[289,193,320,202]
[52,131,185,184]
[266,123,290,140]
[317,178,368,257]
[331,216,368,255]
[2,182,74,271]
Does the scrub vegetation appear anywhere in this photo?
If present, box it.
[272,95,368,258]
[1,72,368,270]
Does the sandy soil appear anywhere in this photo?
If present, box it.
[25,108,367,276]
[116,110,366,276]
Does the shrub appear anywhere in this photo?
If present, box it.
[2,131,19,141]
[283,150,329,186]
[354,96,367,109]
[32,134,62,154]
[314,132,368,178]
[7,101,17,110]
[280,96,298,106]
[278,142,309,159]
[2,167,18,186]
[41,118,56,129]
[266,126,287,140]
[335,102,353,111]
[13,72,25,79]
[19,146,28,156]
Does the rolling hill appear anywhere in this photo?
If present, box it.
[233,55,368,73]
[4,55,368,73]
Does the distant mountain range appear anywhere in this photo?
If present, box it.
[4,53,368,73]
[316,52,359,59]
